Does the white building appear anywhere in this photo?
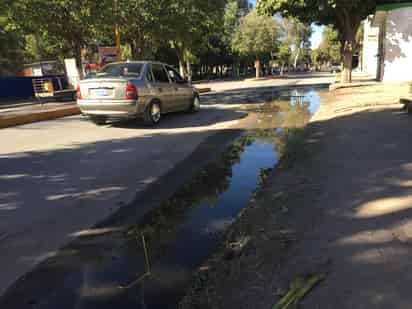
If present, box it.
[363,2,412,81]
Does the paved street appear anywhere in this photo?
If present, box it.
[0,74,333,297]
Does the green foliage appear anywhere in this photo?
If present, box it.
[256,0,392,82]
[0,19,24,74]
[163,0,226,78]
[312,26,341,66]
[281,17,312,67]
[117,0,170,60]
[281,17,312,49]
[277,42,292,66]
[231,9,279,60]
[223,1,240,47]
[256,0,378,25]
[0,1,25,74]
[8,0,109,71]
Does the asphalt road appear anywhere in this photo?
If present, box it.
[0,74,334,297]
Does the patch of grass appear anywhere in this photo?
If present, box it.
[258,167,273,186]
[273,274,325,309]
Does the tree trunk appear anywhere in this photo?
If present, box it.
[294,48,301,69]
[342,51,353,83]
[255,59,261,78]
[175,47,185,78]
[73,40,83,78]
[131,40,138,59]
[178,58,185,78]
[335,8,361,84]
[185,60,192,82]
[131,38,144,60]
[172,41,186,78]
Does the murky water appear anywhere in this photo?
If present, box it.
[0,87,324,309]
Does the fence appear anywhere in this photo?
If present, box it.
[0,75,68,102]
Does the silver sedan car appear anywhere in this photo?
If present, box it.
[76,61,200,125]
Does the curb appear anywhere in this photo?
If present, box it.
[329,82,377,91]
[196,87,212,93]
[400,97,412,114]
[0,106,81,129]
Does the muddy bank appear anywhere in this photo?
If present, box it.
[179,91,327,309]
[179,82,410,309]
[179,118,323,309]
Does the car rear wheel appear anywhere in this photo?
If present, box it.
[187,96,200,113]
[90,115,107,125]
[144,102,161,125]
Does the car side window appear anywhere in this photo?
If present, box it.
[166,67,184,83]
[151,64,170,83]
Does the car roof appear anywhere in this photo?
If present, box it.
[106,61,169,66]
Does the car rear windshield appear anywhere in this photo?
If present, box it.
[96,63,143,78]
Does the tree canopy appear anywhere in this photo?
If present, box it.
[281,17,312,68]
[1,0,361,79]
[231,9,279,77]
[256,0,408,83]
[312,26,341,68]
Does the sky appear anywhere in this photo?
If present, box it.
[311,25,324,49]
[248,0,324,49]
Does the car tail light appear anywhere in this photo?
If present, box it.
[76,85,82,100]
[126,82,138,100]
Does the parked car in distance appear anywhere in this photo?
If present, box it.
[76,61,200,125]
[330,64,342,73]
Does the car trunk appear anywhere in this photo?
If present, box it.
[79,78,128,100]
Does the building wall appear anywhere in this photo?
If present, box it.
[363,17,380,78]
[383,7,412,81]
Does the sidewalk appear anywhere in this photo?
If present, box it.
[181,82,412,308]
[0,101,79,129]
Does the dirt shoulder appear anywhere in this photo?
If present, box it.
[180,82,412,308]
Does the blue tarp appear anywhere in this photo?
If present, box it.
[0,75,68,102]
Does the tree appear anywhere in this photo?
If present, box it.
[281,17,312,68]
[219,0,253,78]
[163,0,226,80]
[116,0,169,60]
[231,9,279,78]
[10,0,109,74]
[317,26,341,66]
[0,1,25,74]
[256,0,397,83]
[277,42,292,74]
[223,1,240,47]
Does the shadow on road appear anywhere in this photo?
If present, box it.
[109,107,247,130]
[239,106,412,308]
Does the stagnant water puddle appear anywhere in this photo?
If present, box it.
[0,87,325,309]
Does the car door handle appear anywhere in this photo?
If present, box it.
[174,87,179,91]
[158,87,163,92]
